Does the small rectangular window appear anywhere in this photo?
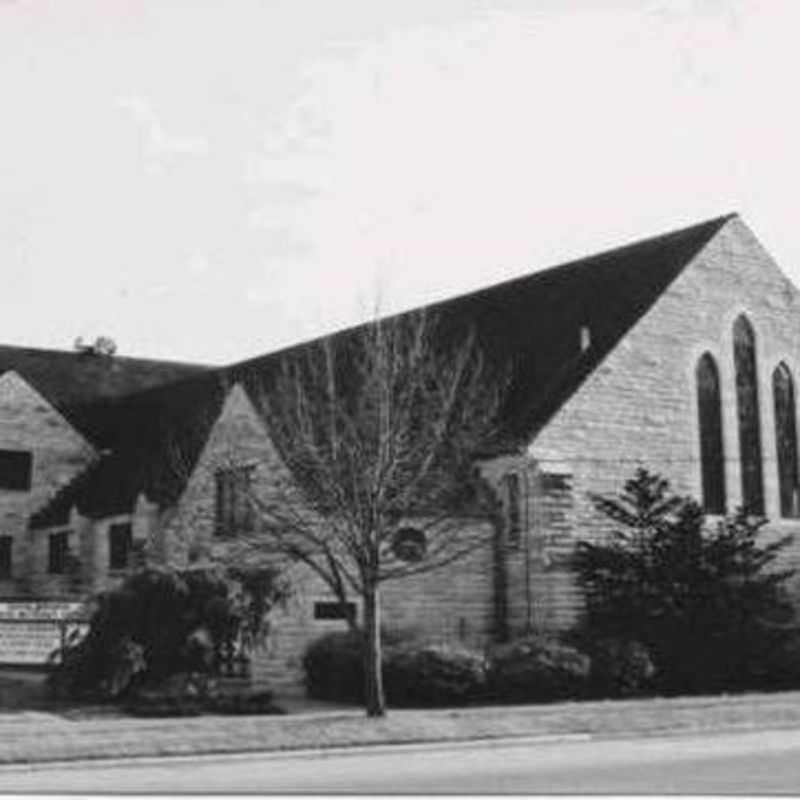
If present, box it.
[109,523,133,570]
[541,472,570,491]
[48,531,69,575]
[0,536,11,578]
[0,450,32,491]
[314,601,356,621]
[215,465,255,536]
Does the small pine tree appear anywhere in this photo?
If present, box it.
[575,469,796,694]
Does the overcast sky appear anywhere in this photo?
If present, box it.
[0,0,797,364]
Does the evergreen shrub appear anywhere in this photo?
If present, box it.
[575,469,796,694]
[48,565,287,702]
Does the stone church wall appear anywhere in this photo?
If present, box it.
[529,216,800,627]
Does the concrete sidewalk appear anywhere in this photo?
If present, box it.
[3,690,800,766]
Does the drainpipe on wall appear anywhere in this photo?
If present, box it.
[481,467,510,644]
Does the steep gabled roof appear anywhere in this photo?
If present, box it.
[229,212,734,441]
[31,369,227,528]
[30,213,734,527]
[429,213,735,442]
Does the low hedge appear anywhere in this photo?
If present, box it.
[304,630,635,707]
[122,672,285,717]
[384,643,488,707]
[488,635,591,703]
[125,691,285,717]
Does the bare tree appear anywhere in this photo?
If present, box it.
[244,309,506,717]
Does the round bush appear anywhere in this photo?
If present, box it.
[488,635,591,703]
[384,643,488,707]
[303,630,366,703]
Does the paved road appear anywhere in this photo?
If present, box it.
[3,727,800,793]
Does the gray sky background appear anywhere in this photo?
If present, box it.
[0,0,795,364]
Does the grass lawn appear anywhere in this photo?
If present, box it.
[2,688,800,765]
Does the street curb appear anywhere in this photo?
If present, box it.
[5,722,800,773]
[4,690,800,769]
[0,733,595,772]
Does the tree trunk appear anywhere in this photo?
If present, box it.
[362,582,386,717]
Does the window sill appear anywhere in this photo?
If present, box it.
[704,513,800,527]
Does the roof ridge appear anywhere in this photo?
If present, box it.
[0,342,214,370]
[225,213,737,372]
[420,213,737,313]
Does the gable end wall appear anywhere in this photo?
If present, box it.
[163,383,496,694]
[0,372,96,597]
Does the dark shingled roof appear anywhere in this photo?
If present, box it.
[0,345,211,444]
[31,369,227,528]
[429,213,735,442]
[228,212,734,440]
[30,213,734,528]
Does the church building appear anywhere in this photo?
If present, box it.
[1,212,798,692]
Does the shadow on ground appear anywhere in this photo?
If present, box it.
[0,668,51,711]
[0,667,355,718]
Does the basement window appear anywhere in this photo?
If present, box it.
[314,601,357,621]
[109,523,133,570]
[0,536,11,578]
[0,450,32,491]
[48,531,70,575]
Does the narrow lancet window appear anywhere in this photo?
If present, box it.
[773,362,800,517]
[734,315,764,515]
[696,353,726,514]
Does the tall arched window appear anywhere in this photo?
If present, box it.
[773,362,800,517]
[734,315,764,514]
[696,353,726,513]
